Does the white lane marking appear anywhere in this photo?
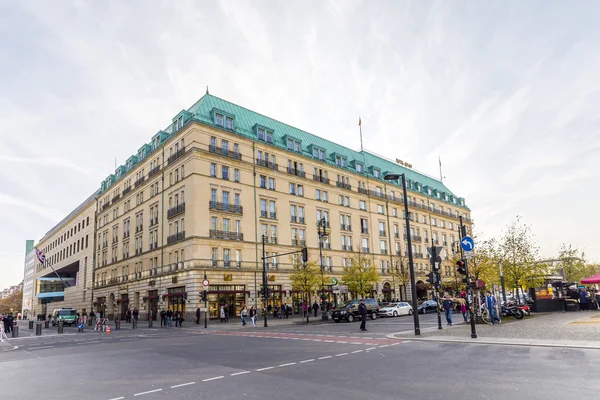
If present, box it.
[391,342,401,345]
[349,336,360,339]
[350,342,362,345]
[301,338,311,341]
[364,343,375,345]
[171,382,195,388]
[365,347,377,351]
[256,367,274,372]
[323,340,335,343]
[351,350,363,354]
[134,388,162,396]
[108,397,124,400]
[318,356,332,360]
[363,337,373,339]
[231,371,251,376]
[312,339,323,342]
[336,341,347,344]
[202,376,224,382]
[379,345,390,348]
[299,359,315,363]
[28,346,55,350]
[335,353,349,357]
[278,362,296,367]
[291,337,300,340]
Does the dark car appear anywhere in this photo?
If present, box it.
[418,300,438,314]
[332,299,379,323]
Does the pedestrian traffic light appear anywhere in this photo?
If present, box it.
[301,247,308,263]
[426,271,435,285]
[261,287,270,298]
[198,291,205,302]
[456,259,467,275]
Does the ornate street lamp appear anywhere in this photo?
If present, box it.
[317,218,329,321]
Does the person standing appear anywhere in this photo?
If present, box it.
[166,309,172,327]
[4,313,12,333]
[220,306,226,323]
[460,301,468,322]
[580,289,588,311]
[160,310,167,327]
[241,306,248,327]
[302,302,307,318]
[358,300,367,331]
[132,308,139,322]
[485,291,501,325]
[312,301,319,318]
[249,305,256,327]
[442,295,453,326]
[283,303,289,319]
[195,307,201,324]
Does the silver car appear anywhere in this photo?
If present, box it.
[378,302,413,317]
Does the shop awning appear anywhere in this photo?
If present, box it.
[36,291,64,298]
[581,273,600,284]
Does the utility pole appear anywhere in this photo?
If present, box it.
[262,234,268,328]
[203,271,208,329]
[459,217,477,339]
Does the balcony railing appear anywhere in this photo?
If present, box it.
[123,232,130,239]
[299,217,305,224]
[134,176,146,187]
[167,231,186,244]
[167,202,186,219]
[380,249,388,255]
[260,211,277,220]
[209,201,243,214]
[112,193,121,202]
[209,145,242,161]
[209,230,244,241]
[379,230,386,237]
[336,181,352,190]
[256,158,278,170]
[148,165,161,178]
[286,167,306,178]
[362,247,370,253]
[291,216,297,223]
[357,187,368,195]
[361,227,369,234]
[394,233,400,239]
[168,146,186,164]
[413,235,422,242]
[123,186,132,195]
[135,225,143,233]
[340,224,352,231]
[102,202,110,211]
[313,175,330,184]
[149,217,159,227]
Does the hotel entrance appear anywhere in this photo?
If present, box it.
[166,286,187,314]
[207,285,247,319]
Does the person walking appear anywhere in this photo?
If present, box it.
[133,308,139,322]
[302,302,307,318]
[3,313,12,333]
[160,309,167,327]
[283,303,289,319]
[358,300,367,331]
[195,307,201,324]
[460,301,468,322]
[485,291,501,325]
[166,309,173,327]
[442,295,453,326]
[249,306,256,327]
[580,289,588,311]
[312,301,319,318]
[125,308,132,323]
[241,306,248,327]
[220,306,226,323]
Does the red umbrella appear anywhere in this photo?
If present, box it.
[581,273,600,284]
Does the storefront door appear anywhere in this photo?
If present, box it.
[207,285,246,319]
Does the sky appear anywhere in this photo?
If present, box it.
[1,0,599,287]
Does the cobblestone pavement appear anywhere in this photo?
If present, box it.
[396,311,600,341]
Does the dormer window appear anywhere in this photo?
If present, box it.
[427,188,432,195]
[266,131,273,143]
[356,163,363,173]
[225,117,233,130]
[257,128,265,141]
[373,169,380,178]
[335,156,347,168]
[178,116,183,129]
[436,192,441,198]
[215,113,224,127]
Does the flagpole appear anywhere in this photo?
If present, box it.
[359,117,364,152]
[36,248,70,289]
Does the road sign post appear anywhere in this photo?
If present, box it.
[459,221,477,339]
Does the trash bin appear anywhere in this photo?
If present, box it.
[58,320,64,334]
[44,320,50,329]
[28,320,34,330]
[12,323,19,338]
[35,323,42,336]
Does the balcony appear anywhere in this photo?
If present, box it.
[123,232,130,239]
[286,167,306,178]
[380,249,388,255]
[298,217,305,224]
[209,201,243,214]
[112,193,121,202]
[259,211,277,220]
[357,187,368,195]
[313,175,330,184]
[256,158,278,170]
[291,216,297,223]
[149,217,159,227]
[135,225,143,233]
[369,189,386,199]
[167,231,186,244]
[362,247,370,253]
[168,146,186,164]
[379,230,386,237]
[361,227,369,234]
[209,230,244,241]
[148,165,161,178]
[336,181,352,191]
[134,176,146,187]
[340,224,352,231]
[123,186,132,195]
[102,202,110,211]
[167,202,186,219]
[112,237,118,244]
[209,145,242,161]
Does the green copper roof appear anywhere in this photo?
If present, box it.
[99,93,468,210]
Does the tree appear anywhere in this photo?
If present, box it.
[289,257,321,304]
[558,244,597,283]
[469,238,501,288]
[0,292,22,315]
[498,216,546,298]
[391,254,410,301]
[342,251,380,298]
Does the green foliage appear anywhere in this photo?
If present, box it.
[0,292,22,315]
[289,257,321,296]
[558,244,599,283]
[342,252,380,297]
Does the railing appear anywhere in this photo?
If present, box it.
[357,187,368,195]
[148,165,161,178]
[102,202,110,211]
[379,230,386,237]
[123,186,132,195]
[414,252,424,258]
[291,216,297,223]
[286,167,306,178]
[209,230,244,241]
[394,233,400,239]
[256,158,278,170]
[149,217,159,227]
[112,194,121,202]
[336,181,352,190]
[361,227,369,234]
[112,238,118,244]
[313,175,330,184]
[168,146,186,164]
[135,225,143,233]
[209,145,242,161]
[380,249,388,255]
[340,224,352,231]
[134,176,146,187]
[369,189,386,199]
[167,202,186,219]
[167,231,186,244]
[362,247,370,253]
[209,201,243,214]
[299,217,305,224]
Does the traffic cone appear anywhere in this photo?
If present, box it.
[106,325,111,334]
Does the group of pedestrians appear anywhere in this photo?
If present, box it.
[0,313,14,333]
[159,309,184,327]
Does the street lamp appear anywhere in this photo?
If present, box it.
[384,173,420,335]
[317,218,329,321]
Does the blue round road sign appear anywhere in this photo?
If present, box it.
[460,236,475,251]
[78,324,84,329]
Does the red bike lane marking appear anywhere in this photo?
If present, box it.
[209,331,402,345]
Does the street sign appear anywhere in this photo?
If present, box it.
[78,323,84,329]
[426,246,443,258]
[202,279,210,287]
[461,236,474,251]
[464,250,474,259]
[331,277,338,285]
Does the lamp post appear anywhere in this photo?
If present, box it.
[384,173,420,335]
[317,218,329,321]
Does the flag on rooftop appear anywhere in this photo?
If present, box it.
[35,247,46,264]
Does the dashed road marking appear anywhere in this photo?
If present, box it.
[365,347,377,351]
[335,353,349,357]
[300,359,314,363]
[318,356,332,360]
[108,397,124,400]
[379,345,390,348]
[202,376,224,382]
[278,362,296,367]
[351,350,363,353]
[28,346,55,350]
[231,371,251,376]
[171,382,195,388]
[323,340,335,343]
[134,388,162,396]
[256,367,274,372]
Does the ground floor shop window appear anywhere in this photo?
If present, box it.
[207,285,246,319]
[166,286,186,314]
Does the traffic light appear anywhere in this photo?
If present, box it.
[426,272,435,285]
[261,287,270,298]
[198,291,205,302]
[456,259,466,275]
[301,247,308,263]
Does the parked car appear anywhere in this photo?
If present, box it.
[332,299,379,323]
[51,308,78,326]
[379,302,413,317]
[418,300,438,314]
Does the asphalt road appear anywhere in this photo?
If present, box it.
[2,313,598,400]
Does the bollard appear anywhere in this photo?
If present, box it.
[148,319,153,328]
[44,320,49,329]
[35,323,42,336]
[28,320,34,330]
[115,320,120,330]
[58,320,64,334]
[12,324,19,338]
[132,319,137,329]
